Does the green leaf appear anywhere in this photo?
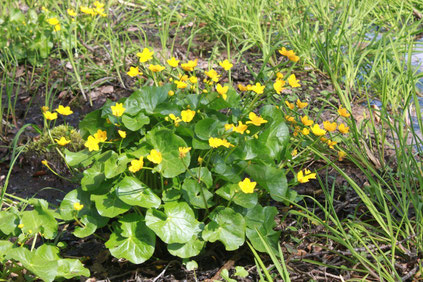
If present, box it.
[122,112,150,131]
[244,205,280,253]
[181,179,214,209]
[221,269,236,282]
[21,199,58,239]
[234,266,249,278]
[185,260,198,271]
[81,162,105,192]
[0,240,13,257]
[105,213,155,264]
[0,211,19,235]
[57,259,91,279]
[115,176,161,208]
[104,152,130,179]
[145,202,197,244]
[91,188,131,218]
[245,164,288,202]
[79,109,104,138]
[64,149,96,167]
[216,184,257,208]
[211,155,241,183]
[146,128,190,178]
[187,167,213,188]
[194,118,224,140]
[124,85,171,115]
[168,224,205,258]
[260,105,289,161]
[202,207,245,251]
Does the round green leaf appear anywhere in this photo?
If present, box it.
[122,112,150,131]
[245,164,288,202]
[104,152,130,179]
[115,176,161,208]
[20,199,57,239]
[105,213,155,264]
[0,211,19,235]
[168,225,205,258]
[181,179,214,209]
[91,189,131,218]
[145,202,197,244]
[202,206,246,251]
[194,118,224,140]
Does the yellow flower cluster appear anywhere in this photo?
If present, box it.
[80,1,107,17]
[278,47,300,62]
[208,137,234,148]
[47,17,60,31]
[297,169,316,183]
[84,129,107,151]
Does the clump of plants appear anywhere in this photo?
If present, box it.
[0,45,354,281]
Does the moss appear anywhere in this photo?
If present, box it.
[24,125,84,171]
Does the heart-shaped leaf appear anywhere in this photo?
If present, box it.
[115,176,161,208]
[91,188,131,218]
[181,178,214,209]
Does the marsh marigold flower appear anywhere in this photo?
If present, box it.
[238,84,248,92]
[238,178,256,194]
[246,112,268,126]
[56,105,73,116]
[44,111,58,120]
[42,106,49,113]
[127,66,141,77]
[67,8,77,17]
[205,69,221,82]
[296,99,308,109]
[338,106,350,118]
[297,169,316,183]
[208,137,234,148]
[149,64,165,73]
[147,149,162,164]
[278,47,299,62]
[168,90,175,96]
[47,17,59,26]
[302,128,310,135]
[311,124,326,136]
[288,74,301,88]
[323,121,337,132]
[189,76,198,84]
[216,84,228,100]
[55,137,71,146]
[285,115,295,123]
[250,83,265,94]
[338,150,346,161]
[219,59,233,71]
[137,48,154,63]
[338,123,349,134]
[73,202,84,211]
[129,157,144,173]
[300,116,313,126]
[273,79,286,94]
[175,80,187,89]
[94,129,107,142]
[181,59,198,71]
[84,136,100,151]
[118,130,126,138]
[178,147,191,158]
[181,109,196,122]
[111,102,125,117]
[167,57,179,67]
[327,139,337,149]
[233,121,248,134]
[285,101,295,110]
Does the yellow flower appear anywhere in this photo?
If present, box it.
[301,128,310,135]
[149,64,165,72]
[288,74,301,88]
[276,72,284,80]
[205,69,221,82]
[233,121,248,134]
[129,157,144,173]
[175,80,187,89]
[147,149,162,164]
[338,150,346,161]
[219,59,233,71]
[181,59,198,72]
[41,160,48,166]
[94,129,107,142]
[285,115,295,123]
[54,24,61,31]
[118,130,126,138]
[296,99,308,109]
[167,57,180,67]
[238,84,248,91]
[278,47,299,62]
[18,224,24,229]
[323,121,337,132]
[224,123,234,131]
[338,106,350,118]
[216,84,228,100]
[42,106,49,113]
[67,8,77,17]
[208,137,234,148]
[273,79,286,94]
[73,202,84,211]
[127,66,142,77]
[300,116,313,126]
[178,74,189,81]
[246,112,268,126]
[285,101,295,110]
[189,76,198,84]
[311,124,326,136]
[168,90,175,96]
[94,1,105,8]
[55,137,71,146]
[56,105,73,116]
[43,111,58,120]
[178,147,191,158]
[47,18,59,26]
[84,136,100,151]
[338,123,349,134]
[111,102,125,117]
[181,109,196,122]
[238,178,256,194]
[80,6,95,16]
[297,169,316,183]
[169,114,182,126]
[291,149,298,157]
[198,156,204,164]
[327,139,337,149]
[137,48,154,63]
[250,83,265,94]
